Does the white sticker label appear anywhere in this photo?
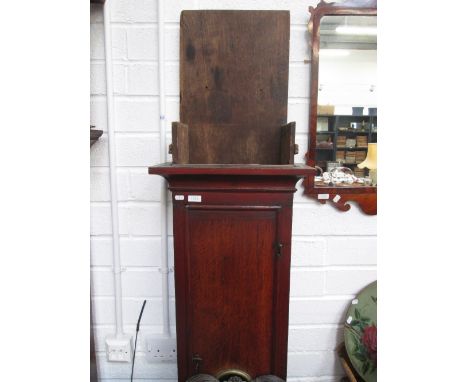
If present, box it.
[174,195,184,201]
[333,195,341,203]
[318,194,329,200]
[188,195,202,202]
[346,316,353,324]
[352,298,359,305]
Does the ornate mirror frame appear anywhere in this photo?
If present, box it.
[303,0,377,215]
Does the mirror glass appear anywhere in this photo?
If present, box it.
[314,15,377,188]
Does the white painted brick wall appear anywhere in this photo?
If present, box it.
[90,1,377,380]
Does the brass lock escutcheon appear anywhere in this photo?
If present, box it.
[216,369,252,382]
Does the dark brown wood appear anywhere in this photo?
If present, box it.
[313,187,377,215]
[149,163,313,178]
[90,126,103,147]
[151,11,313,381]
[303,0,377,215]
[149,165,314,382]
[90,0,105,4]
[177,11,291,164]
[171,122,190,164]
[280,122,296,165]
[188,207,277,375]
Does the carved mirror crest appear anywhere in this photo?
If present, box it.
[303,0,377,215]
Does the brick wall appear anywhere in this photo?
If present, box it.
[90,1,377,381]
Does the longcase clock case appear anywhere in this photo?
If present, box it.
[149,10,314,382]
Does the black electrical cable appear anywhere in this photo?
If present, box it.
[131,299,147,382]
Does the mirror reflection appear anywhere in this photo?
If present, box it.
[314,15,377,188]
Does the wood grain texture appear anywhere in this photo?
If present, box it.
[188,208,277,377]
[179,11,290,164]
[149,10,313,381]
[148,168,311,382]
[280,122,296,165]
[311,188,377,215]
[171,122,190,164]
[149,163,314,178]
[303,0,377,215]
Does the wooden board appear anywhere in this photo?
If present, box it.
[171,122,190,164]
[148,163,314,177]
[187,208,278,378]
[180,10,290,164]
[280,122,296,165]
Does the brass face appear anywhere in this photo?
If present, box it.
[216,369,252,382]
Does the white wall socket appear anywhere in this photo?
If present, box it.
[146,334,177,362]
[105,334,133,363]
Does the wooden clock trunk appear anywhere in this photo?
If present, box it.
[149,10,314,382]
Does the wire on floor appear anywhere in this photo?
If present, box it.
[131,299,147,382]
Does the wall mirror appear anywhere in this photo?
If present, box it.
[304,0,377,215]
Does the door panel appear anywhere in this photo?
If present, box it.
[186,208,279,378]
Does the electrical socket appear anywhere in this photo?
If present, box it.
[105,334,133,363]
[146,334,177,362]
